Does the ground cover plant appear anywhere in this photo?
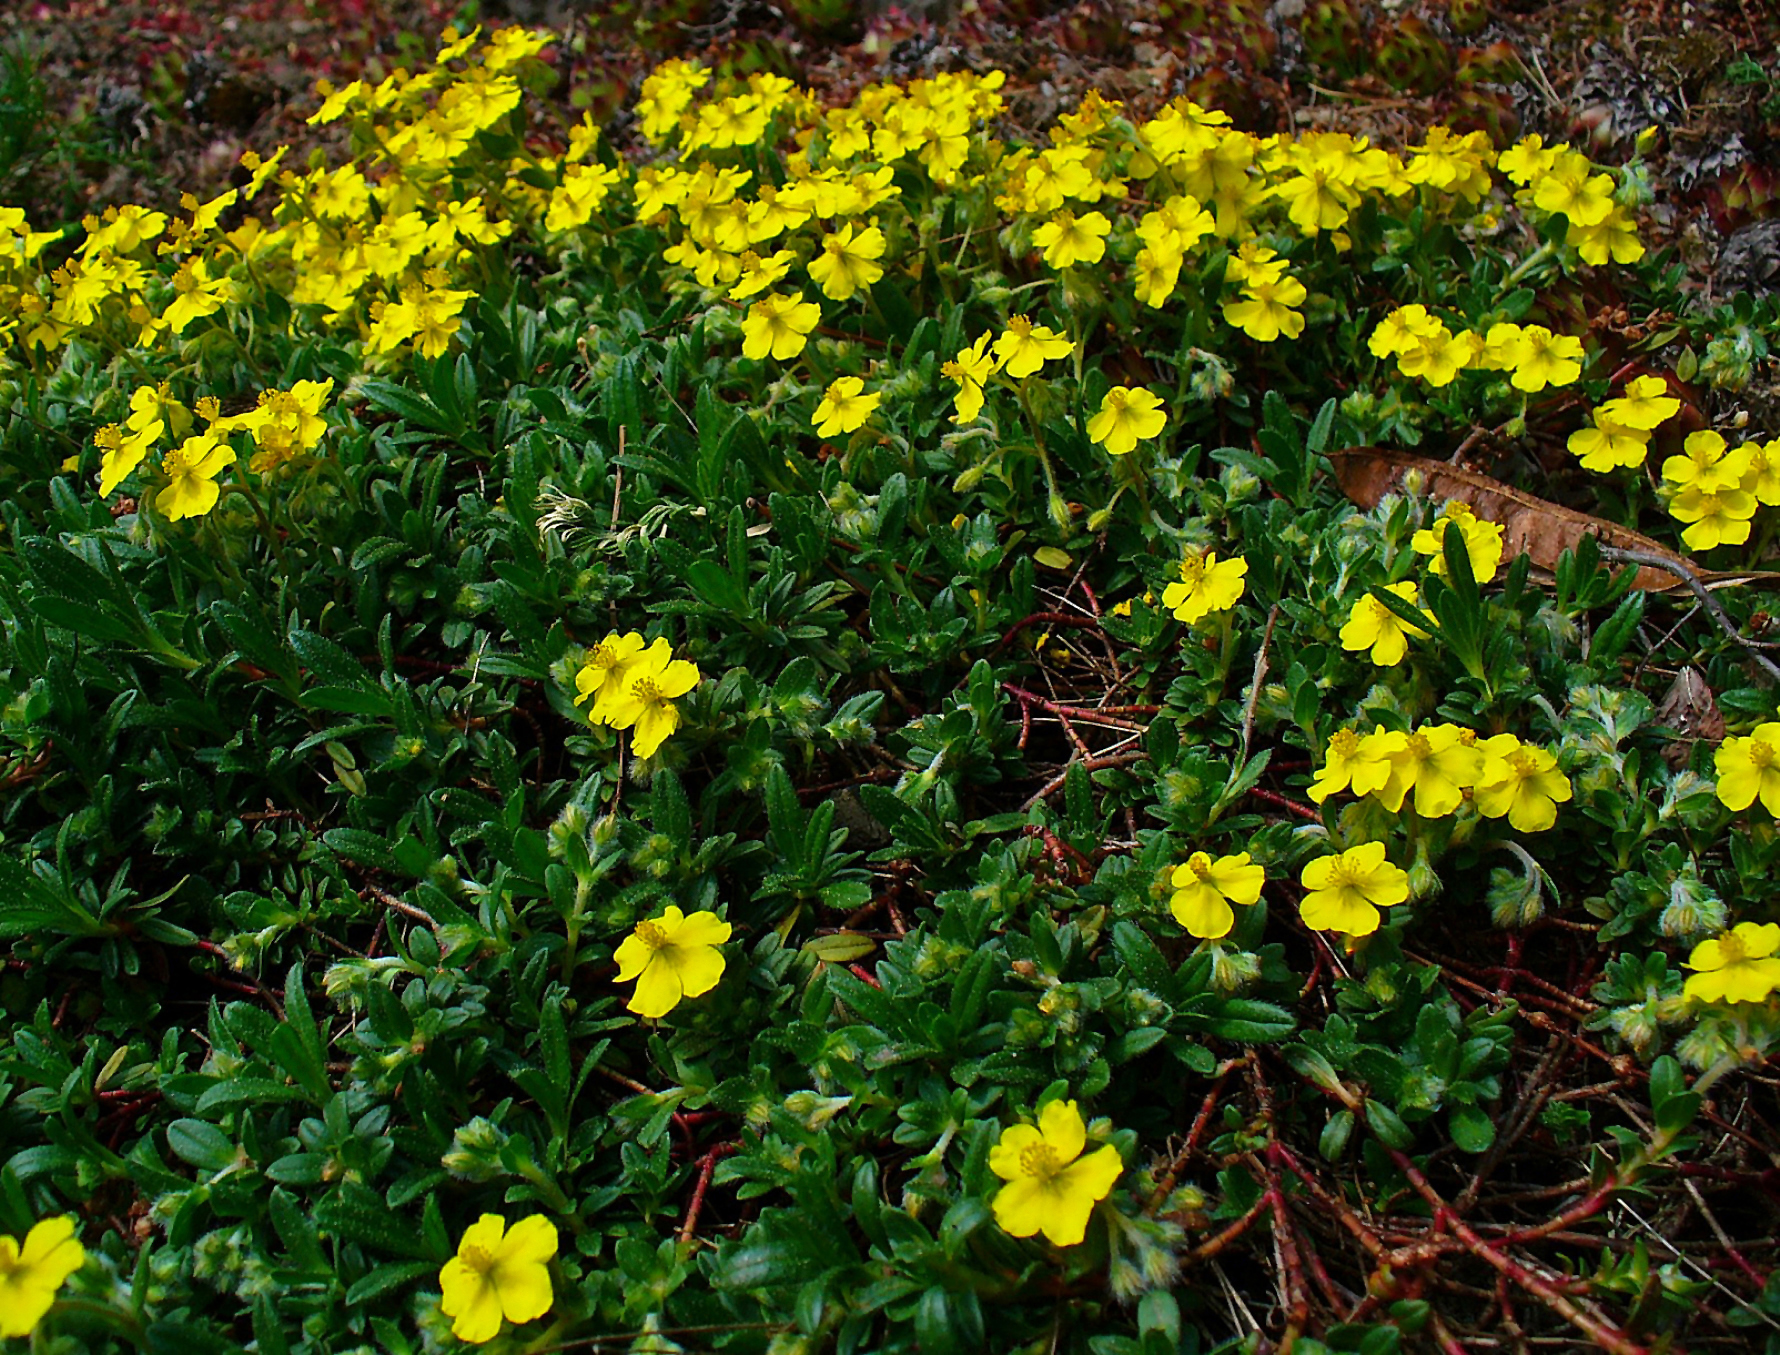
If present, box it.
[4,10,1780,1354]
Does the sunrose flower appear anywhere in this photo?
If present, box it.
[1714,722,1780,815]
[1169,851,1265,939]
[1599,374,1681,431]
[1509,325,1585,392]
[1299,842,1410,938]
[807,222,886,302]
[941,331,999,423]
[574,631,649,724]
[438,1214,558,1344]
[599,637,702,758]
[741,291,820,361]
[1682,922,1780,1005]
[1411,501,1503,583]
[614,905,732,1017]
[1474,734,1572,832]
[1031,209,1111,269]
[993,315,1073,378]
[1087,385,1167,455]
[1222,273,1307,342]
[1308,726,1405,803]
[0,1215,85,1339]
[987,1099,1122,1247]
[155,432,236,522]
[1376,723,1484,818]
[812,376,881,437]
[1161,549,1246,624]
[1340,581,1431,666]
[1568,410,1650,473]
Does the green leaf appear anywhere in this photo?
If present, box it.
[166,1120,238,1172]
[1448,1104,1496,1153]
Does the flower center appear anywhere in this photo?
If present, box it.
[1719,935,1748,966]
[459,1242,496,1274]
[636,920,669,950]
[1177,554,1206,588]
[1188,854,1214,882]
[1327,729,1358,758]
[1018,1143,1063,1179]
[1404,733,1432,760]
[631,677,663,704]
[1749,742,1776,770]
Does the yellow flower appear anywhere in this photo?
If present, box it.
[614,905,732,1018]
[1368,304,1443,359]
[1307,726,1404,803]
[1474,734,1572,832]
[1683,923,1780,1005]
[1132,245,1183,309]
[1299,842,1409,938]
[0,1215,85,1339]
[155,432,236,522]
[1395,324,1477,388]
[728,248,795,300]
[1031,209,1111,270]
[1569,206,1644,266]
[574,631,648,724]
[941,331,999,424]
[987,1099,1122,1247]
[1568,411,1649,473]
[1509,325,1585,393]
[1376,723,1483,818]
[807,222,887,302]
[1160,549,1246,624]
[1743,439,1780,507]
[1714,722,1780,815]
[1668,483,1757,551]
[1411,502,1503,583]
[162,258,230,335]
[1222,273,1307,342]
[1168,851,1264,939]
[1531,157,1616,227]
[1598,374,1680,431]
[1087,385,1167,456]
[1339,581,1430,667]
[992,315,1073,379]
[599,637,702,758]
[812,376,881,437]
[741,292,821,362]
[95,421,162,497]
[438,1214,558,1344]
[1661,430,1752,495]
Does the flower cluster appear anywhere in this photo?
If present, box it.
[1656,430,1780,552]
[941,317,1075,425]
[1567,374,1682,472]
[1309,723,1571,830]
[1370,306,1585,393]
[572,633,703,759]
[85,379,333,520]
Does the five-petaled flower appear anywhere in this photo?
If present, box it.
[439,1214,558,1344]
[0,1215,84,1339]
[614,905,732,1018]
[1340,582,1431,667]
[1682,923,1780,1006]
[1299,842,1410,938]
[1714,722,1780,816]
[1169,851,1265,939]
[741,291,821,361]
[599,637,702,758]
[1474,734,1573,832]
[574,631,648,725]
[987,1098,1122,1247]
[812,376,881,437]
[993,315,1073,379]
[1161,549,1246,624]
[1087,385,1167,456]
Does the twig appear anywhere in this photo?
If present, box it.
[1596,545,1780,683]
[678,1142,738,1245]
[1240,604,1279,762]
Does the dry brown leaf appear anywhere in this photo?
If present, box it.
[1326,446,1774,594]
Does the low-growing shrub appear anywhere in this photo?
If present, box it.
[2,20,1779,1354]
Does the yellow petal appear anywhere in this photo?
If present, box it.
[988,1123,1043,1181]
[667,910,732,948]
[494,1215,559,1268]
[990,1177,1048,1237]
[613,932,653,982]
[670,943,726,1000]
[1037,1098,1086,1163]
[628,959,682,1018]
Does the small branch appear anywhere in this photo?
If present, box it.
[1596,545,1780,684]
